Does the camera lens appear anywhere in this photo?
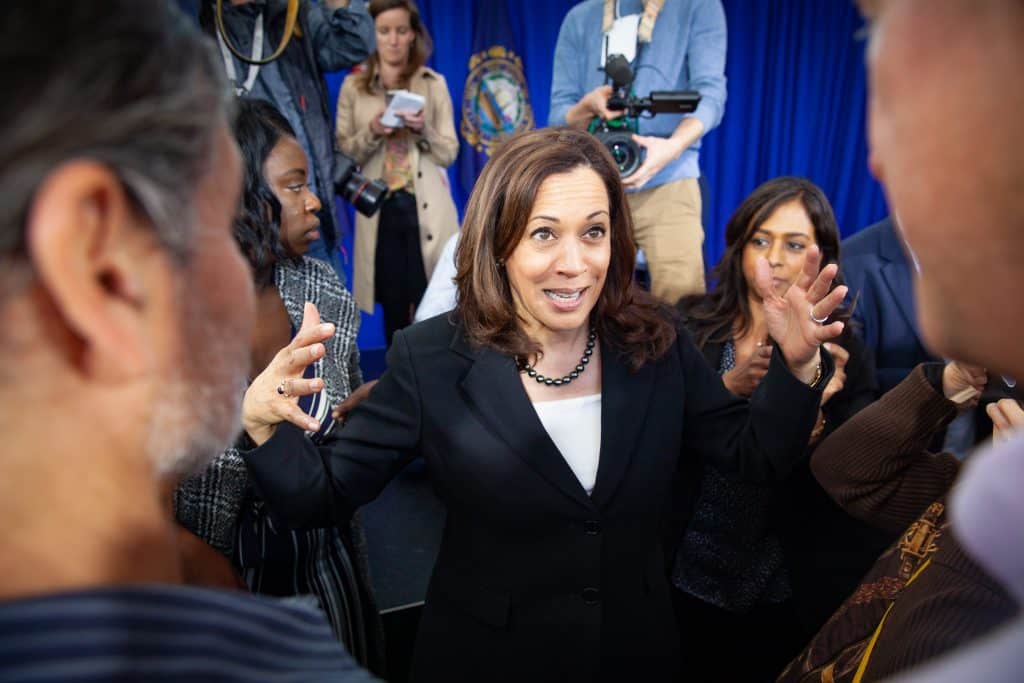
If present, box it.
[333,151,386,216]
[341,173,387,217]
[608,141,635,172]
[596,130,642,178]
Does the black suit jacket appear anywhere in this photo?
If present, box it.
[243,314,829,682]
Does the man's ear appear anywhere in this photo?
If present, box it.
[25,161,163,379]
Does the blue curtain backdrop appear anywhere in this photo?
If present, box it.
[323,0,889,352]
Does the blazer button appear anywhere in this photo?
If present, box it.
[582,587,601,605]
[422,202,428,210]
[583,520,601,535]
[426,233,433,241]
[417,171,423,178]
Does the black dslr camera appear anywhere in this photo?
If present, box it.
[589,54,701,178]
[333,151,388,217]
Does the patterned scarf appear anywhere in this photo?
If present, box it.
[603,0,665,43]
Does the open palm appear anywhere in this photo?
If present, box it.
[754,245,847,377]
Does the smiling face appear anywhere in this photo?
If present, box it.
[504,166,611,339]
[262,135,321,257]
[375,7,416,68]
[740,198,818,300]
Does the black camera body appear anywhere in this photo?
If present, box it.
[333,151,388,217]
[590,54,701,177]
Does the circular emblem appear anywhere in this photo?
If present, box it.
[461,46,534,156]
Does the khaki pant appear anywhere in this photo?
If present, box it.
[627,176,706,304]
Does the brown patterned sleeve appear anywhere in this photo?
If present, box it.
[810,364,962,535]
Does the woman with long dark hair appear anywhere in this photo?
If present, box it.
[175,99,384,676]
[337,0,459,345]
[672,176,885,681]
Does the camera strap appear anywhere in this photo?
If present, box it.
[216,11,264,96]
[602,0,665,44]
[214,0,300,66]
[637,0,664,43]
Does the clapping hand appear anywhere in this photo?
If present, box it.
[722,342,772,398]
[242,302,335,446]
[753,245,846,383]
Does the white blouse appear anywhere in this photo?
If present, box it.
[532,393,602,495]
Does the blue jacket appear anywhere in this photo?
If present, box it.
[549,0,727,188]
[841,217,938,394]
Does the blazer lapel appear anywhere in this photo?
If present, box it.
[879,260,923,344]
[455,335,595,511]
[590,341,657,508]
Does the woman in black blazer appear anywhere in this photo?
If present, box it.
[237,129,846,682]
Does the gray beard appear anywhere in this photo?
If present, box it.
[145,274,250,480]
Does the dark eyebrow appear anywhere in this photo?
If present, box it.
[277,168,307,181]
[529,210,610,223]
[752,228,812,239]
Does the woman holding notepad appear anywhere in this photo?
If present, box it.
[337,0,459,345]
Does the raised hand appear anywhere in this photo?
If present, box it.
[753,244,846,384]
[242,302,335,446]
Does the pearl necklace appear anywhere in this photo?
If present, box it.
[518,328,597,387]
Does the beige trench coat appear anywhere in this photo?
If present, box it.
[336,66,460,313]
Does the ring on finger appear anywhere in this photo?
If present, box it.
[809,303,829,325]
[276,381,291,398]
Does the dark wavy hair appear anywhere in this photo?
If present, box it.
[356,0,432,94]
[454,127,676,371]
[230,98,299,288]
[683,176,847,349]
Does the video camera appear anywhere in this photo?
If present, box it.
[589,54,701,177]
[333,151,387,217]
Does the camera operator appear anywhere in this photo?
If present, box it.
[551,0,727,303]
[199,0,375,282]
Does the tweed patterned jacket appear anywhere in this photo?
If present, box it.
[175,256,361,554]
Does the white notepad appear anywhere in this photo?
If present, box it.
[381,89,426,128]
